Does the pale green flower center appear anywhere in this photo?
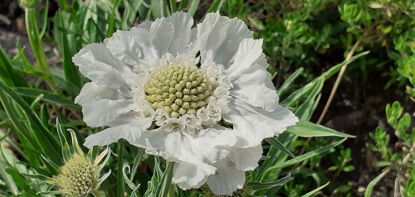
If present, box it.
[144,64,214,118]
[55,154,97,196]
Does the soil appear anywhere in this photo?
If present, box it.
[1,2,415,197]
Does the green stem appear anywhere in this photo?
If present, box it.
[25,7,57,92]
[116,141,125,197]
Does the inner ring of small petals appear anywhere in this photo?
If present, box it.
[144,64,214,118]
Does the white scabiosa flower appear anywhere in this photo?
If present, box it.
[74,12,298,196]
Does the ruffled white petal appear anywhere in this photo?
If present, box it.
[105,12,194,70]
[74,82,120,106]
[83,116,152,148]
[164,12,194,55]
[81,99,134,127]
[141,127,235,190]
[224,99,298,148]
[144,127,235,163]
[228,39,279,111]
[207,159,245,196]
[105,27,158,69]
[173,161,212,190]
[196,13,252,67]
[149,18,175,56]
[72,43,137,91]
[229,145,262,171]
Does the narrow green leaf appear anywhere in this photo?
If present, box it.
[0,89,33,149]
[122,0,144,29]
[265,138,295,158]
[248,172,292,190]
[278,67,303,97]
[281,51,369,107]
[0,157,18,195]
[0,46,27,87]
[108,0,122,37]
[123,164,137,190]
[20,173,49,180]
[16,44,36,73]
[187,0,200,16]
[130,148,145,180]
[156,161,175,197]
[364,169,390,197]
[295,78,324,120]
[39,0,49,38]
[0,82,60,162]
[49,70,81,96]
[14,87,80,109]
[263,138,346,173]
[207,0,224,13]
[281,80,316,107]
[319,51,370,80]
[302,181,330,197]
[40,154,60,171]
[169,0,177,13]
[59,13,81,88]
[151,0,165,18]
[287,121,355,138]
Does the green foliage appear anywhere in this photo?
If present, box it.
[366,101,415,196]
[0,0,413,196]
[394,29,415,101]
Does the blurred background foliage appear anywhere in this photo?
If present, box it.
[0,0,414,196]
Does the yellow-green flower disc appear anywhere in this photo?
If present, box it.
[144,64,214,118]
[53,154,98,197]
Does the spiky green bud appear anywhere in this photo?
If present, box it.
[50,154,98,197]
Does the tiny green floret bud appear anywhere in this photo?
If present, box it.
[145,64,215,118]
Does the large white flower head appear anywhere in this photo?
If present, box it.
[73,12,298,196]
